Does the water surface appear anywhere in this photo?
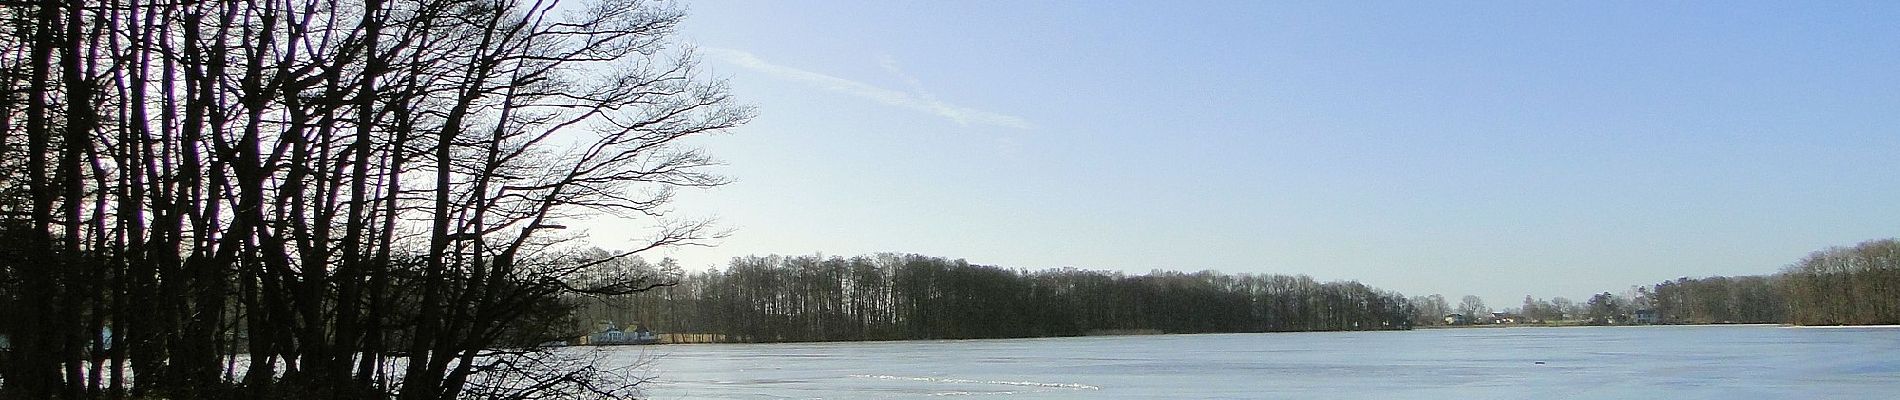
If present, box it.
[612,325,1899,399]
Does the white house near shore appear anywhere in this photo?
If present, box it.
[586,321,658,345]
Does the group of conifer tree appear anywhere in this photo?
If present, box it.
[0,0,749,398]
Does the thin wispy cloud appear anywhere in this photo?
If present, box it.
[704,48,1032,129]
[878,56,934,99]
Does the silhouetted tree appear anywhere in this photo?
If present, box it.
[0,0,749,398]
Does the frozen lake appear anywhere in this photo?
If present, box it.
[615,325,1900,399]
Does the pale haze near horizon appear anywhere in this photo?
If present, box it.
[569,1,1900,308]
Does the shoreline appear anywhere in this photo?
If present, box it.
[609,323,1900,348]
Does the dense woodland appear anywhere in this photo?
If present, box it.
[576,254,1416,343]
[0,0,748,398]
[1780,239,1900,325]
[1646,239,1899,325]
[1645,275,1786,324]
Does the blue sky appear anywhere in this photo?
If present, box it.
[582,1,1900,306]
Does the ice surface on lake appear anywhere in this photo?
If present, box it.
[607,325,1900,399]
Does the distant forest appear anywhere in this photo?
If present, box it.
[1641,238,1900,326]
[582,238,1900,342]
[573,253,1415,342]
[1415,238,1900,327]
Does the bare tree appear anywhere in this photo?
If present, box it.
[0,0,750,398]
[1457,295,1488,318]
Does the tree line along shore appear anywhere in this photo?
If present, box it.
[1436,238,1900,328]
[571,253,1416,344]
[572,238,1900,344]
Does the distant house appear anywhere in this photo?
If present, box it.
[1632,309,1659,324]
[587,321,658,345]
[1489,312,1517,324]
[1444,314,1471,325]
